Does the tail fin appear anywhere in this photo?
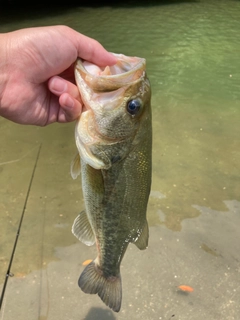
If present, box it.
[78,260,122,312]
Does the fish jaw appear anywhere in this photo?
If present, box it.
[74,110,112,170]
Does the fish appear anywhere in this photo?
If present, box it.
[178,285,194,292]
[71,53,152,312]
[82,259,93,266]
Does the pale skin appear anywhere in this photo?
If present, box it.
[0,25,117,126]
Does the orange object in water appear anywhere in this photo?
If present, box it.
[178,285,194,292]
[82,259,93,266]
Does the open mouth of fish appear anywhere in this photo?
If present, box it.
[81,54,145,80]
[75,53,146,99]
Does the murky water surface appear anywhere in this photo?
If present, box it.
[0,1,239,319]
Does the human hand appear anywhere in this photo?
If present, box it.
[0,25,117,126]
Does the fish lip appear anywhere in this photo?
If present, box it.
[75,54,146,87]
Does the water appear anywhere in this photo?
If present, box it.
[0,1,239,319]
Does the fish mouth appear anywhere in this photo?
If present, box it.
[82,54,145,78]
[75,54,146,93]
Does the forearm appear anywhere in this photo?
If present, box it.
[0,33,9,118]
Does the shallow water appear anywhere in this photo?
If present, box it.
[0,1,240,319]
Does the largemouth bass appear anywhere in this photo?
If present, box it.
[71,53,152,312]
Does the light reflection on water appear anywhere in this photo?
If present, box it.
[0,1,240,319]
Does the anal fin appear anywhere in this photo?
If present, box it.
[72,210,95,246]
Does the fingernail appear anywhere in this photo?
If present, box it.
[62,95,74,109]
[51,77,67,93]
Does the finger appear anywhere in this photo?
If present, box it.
[58,92,82,123]
[68,28,117,67]
[48,76,83,123]
[48,76,80,100]
[77,38,117,67]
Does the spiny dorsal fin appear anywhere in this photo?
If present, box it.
[71,152,81,179]
[79,260,122,312]
[72,211,95,246]
[134,220,149,250]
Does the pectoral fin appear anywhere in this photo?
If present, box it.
[71,152,81,179]
[134,220,149,250]
[72,210,95,246]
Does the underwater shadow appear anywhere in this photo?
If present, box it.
[84,307,116,320]
[80,0,200,7]
[0,0,199,24]
[0,3,79,26]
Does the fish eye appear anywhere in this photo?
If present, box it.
[127,99,142,116]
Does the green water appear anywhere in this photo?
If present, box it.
[0,1,240,319]
[2,0,240,230]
